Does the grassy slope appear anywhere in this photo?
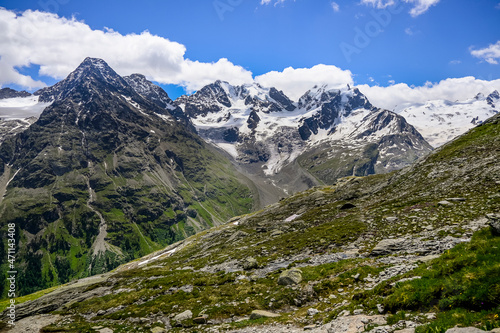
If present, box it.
[0,115,254,297]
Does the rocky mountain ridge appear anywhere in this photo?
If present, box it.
[0,88,31,100]
[0,58,254,296]
[176,81,432,201]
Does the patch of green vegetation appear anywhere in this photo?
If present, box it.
[0,285,61,312]
[383,229,500,314]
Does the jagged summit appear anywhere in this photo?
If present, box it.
[34,57,132,103]
[487,90,500,107]
[176,80,295,119]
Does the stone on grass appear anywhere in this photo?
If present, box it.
[445,328,487,333]
[486,213,500,235]
[193,314,208,324]
[173,310,192,324]
[370,238,406,256]
[278,268,302,285]
[242,257,259,270]
[151,327,167,333]
[307,308,320,316]
[249,310,280,319]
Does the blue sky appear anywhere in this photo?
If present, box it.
[0,0,500,108]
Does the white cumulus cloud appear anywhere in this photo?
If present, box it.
[470,41,500,65]
[357,77,500,111]
[0,8,253,91]
[255,65,354,100]
[331,2,340,12]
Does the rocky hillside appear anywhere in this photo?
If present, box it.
[0,58,254,296]
[3,106,498,332]
[176,82,432,204]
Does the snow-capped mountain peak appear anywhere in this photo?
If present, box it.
[34,57,131,103]
[399,90,499,147]
[175,81,431,191]
[487,90,499,107]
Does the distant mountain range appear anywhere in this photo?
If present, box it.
[177,81,432,202]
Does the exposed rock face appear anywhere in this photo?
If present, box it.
[326,315,387,333]
[487,90,500,108]
[123,73,193,129]
[370,235,471,257]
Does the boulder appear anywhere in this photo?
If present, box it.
[307,308,320,316]
[370,238,406,256]
[486,213,500,235]
[242,257,259,270]
[173,310,192,325]
[249,310,280,319]
[278,268,302,285]
[438,200,453,206]
[327,315,386,333]
[151,328,168,333]
[193,314,208,324]
[445,328,487,333]
[304,325,318,330]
